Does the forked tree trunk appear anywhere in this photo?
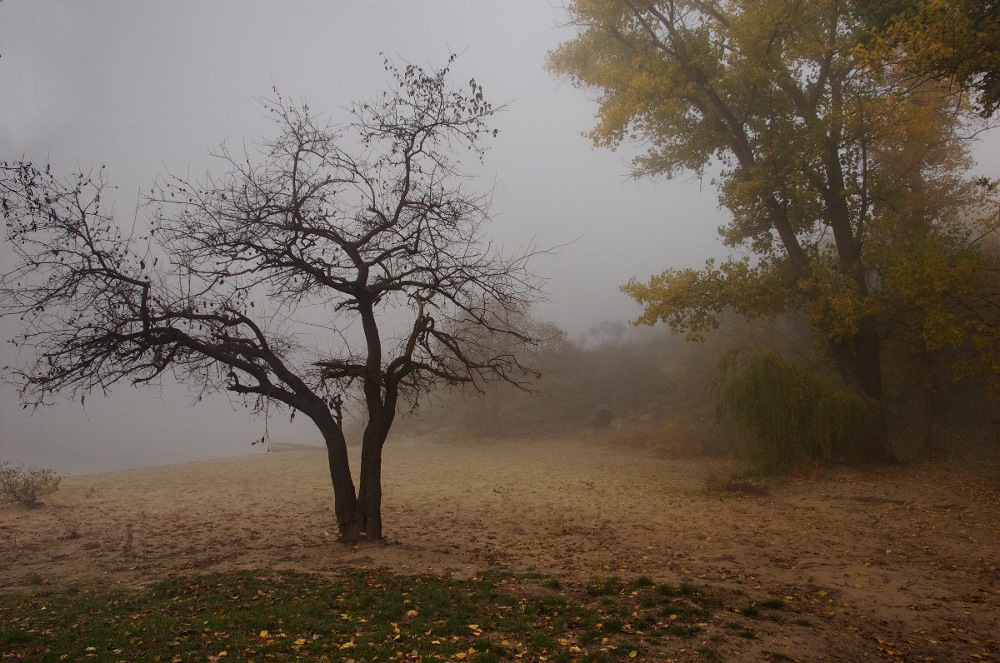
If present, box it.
[313,412,391,542]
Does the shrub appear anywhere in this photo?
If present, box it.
[0,462,62,508]
[714,348,878,475]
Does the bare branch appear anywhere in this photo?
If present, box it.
[1,55,545,541]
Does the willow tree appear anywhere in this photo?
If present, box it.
[1,57,542,541]
[549,0,995,460]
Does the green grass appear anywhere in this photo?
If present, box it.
[760,598,789,611]
[698,645,726,662]
[585,576,623,596]
[0,570,799,661]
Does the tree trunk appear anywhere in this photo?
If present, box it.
[916,349,946,454]
[311,400,393,542]
[303,399,360,541]
[355,417,389,540]
[853,318,894,461]
[322,428,360,540]
[829,317,894,461]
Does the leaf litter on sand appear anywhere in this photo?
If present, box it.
[3,438,999,660]
[0,568,821,661]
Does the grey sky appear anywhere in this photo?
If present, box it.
[1,1,996,473]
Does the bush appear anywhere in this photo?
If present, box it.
[0,462,62,508]
[714,348,878,475]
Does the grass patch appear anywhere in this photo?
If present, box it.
[586,576,623,596]
[698,645,726,662]
[761,598,789,611]
[603,616,626,632]
[0,570,742,661]
[629,576,654,589]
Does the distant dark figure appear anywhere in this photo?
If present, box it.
[592,405,613,434]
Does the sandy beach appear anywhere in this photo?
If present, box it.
[2,434,998,660]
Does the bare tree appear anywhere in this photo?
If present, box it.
[1,56,542,541]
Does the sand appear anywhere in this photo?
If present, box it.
[2,434,998,660]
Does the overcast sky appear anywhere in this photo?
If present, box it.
[1,1,997,474]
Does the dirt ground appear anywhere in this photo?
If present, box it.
[2,434,998,661]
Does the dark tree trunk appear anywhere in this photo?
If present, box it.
[829,317,894,461]
[322,426,360,539]
[355,426,385,541]
[301,399,360,541]
[309,399,394,542]
[910,348,946,454]
[852,318,894,461]
[354,398,394,540]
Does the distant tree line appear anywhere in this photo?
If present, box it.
[401,311,999,469]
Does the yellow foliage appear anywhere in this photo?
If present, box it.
[857,0,1000,116]
[553,0,1000,417]
[622,257,789,340]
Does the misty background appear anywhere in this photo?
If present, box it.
[1,1,997,475]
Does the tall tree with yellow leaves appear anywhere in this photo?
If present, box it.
[549,0,997,459]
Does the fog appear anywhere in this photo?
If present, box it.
[0,1,996,474]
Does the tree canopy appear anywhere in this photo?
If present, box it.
[549,0,998,458]
[1,56,543,540]
[856,0,1000,117]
